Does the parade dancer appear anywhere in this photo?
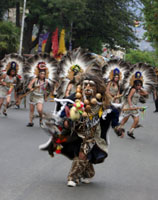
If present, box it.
[119,63,157,139]
[27,67,49,127]
[24,53,58,127]
[39,48,123,187]
[0,54,24,115]
[120,80,148,139]
[102,59,130,137]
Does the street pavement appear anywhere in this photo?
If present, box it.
[0,97,158,200]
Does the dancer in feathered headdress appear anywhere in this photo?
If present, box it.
[101,59,131,137]
[57,47,101,98]
[24,53,58,127]
[38,49,126,187]
[119,63,157,139]
[102,59,130,102]
[0,53,25,115]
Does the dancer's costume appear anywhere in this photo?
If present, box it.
[122,63,157,117]
[102,59,130,135]
[39,49,124,187]
[0,54,25,99]
[102,59,130,97]
[24,53,58,105]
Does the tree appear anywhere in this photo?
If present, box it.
[0,21,20,59]
[140,0,158,55]
[21,0,87,53]
[73,0,139,53]
[1,0,139,54]
[125,49,158,66]
[20,0,140,54]
[0,0,18,20]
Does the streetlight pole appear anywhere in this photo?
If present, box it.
[19,0,27,55]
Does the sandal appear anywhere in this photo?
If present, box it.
[3,110,7,116]
[136,124,143,128]
[127,131,135,139]
[39,119,44,128]
[26,123,34,127]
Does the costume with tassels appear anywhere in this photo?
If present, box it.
[102,59,130,136]
[120,63,157,139]
[24,53,58,127]
[0,54,24,115]
[39,49,123,187]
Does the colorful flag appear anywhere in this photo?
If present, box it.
[52,28,59,57]
[58,29,66,55]
[38,32,49,53]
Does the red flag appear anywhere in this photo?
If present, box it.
[52,28,59,58]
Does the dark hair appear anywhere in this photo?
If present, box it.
[37,70,46,82]
[7,68,16,76]
[127,79,143,96]
[112,74,119,81]
[133,79,143,88]
[111,74,120,90]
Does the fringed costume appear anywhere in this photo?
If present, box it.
[0,54,25,115]
[24,53,58,127]
[102,59,131,136]
[120,63,157,138]
[39,49,123,187]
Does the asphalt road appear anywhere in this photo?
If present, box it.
[0,97,158,200]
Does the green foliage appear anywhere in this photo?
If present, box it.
[78,0,138,52]
[1,0,139,54]
[0,0,16,20]
[0,21,20,58]
[140,0,158,55]
[22,0,139,53]
[125,49,158,66]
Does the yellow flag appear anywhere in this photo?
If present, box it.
[58,29,66,55]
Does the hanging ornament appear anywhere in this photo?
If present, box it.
[76,87,81,93]
[82,111,88,117]
[77,85,82,90]
[76,92,82,99]
[84,99,90,105]
[85,105,91,112]
[55,145,62,154]
[96,93,102,100]
[90,98,97,105]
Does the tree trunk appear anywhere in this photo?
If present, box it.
[16,2,20,27]
[22,17,43,54]
[23,18,34,54]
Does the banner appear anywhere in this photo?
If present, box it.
[58,29,66,55]
[52,28,59,57]
[38,32,49,53]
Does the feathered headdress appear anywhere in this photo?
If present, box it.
[59,47,101,79]
[24,53,59,84]
[123,63,157,93]
[57,47,102,97]
[90,53,109,67]
[0,53,25,79]
[102,59,131,85]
